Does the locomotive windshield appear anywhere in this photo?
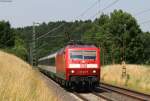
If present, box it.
[70,50,96,60]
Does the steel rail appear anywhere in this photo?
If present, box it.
[92,91,115,101]
[100,83,150,101]
[73,92,89,101]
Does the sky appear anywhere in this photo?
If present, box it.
[0,0,150,32]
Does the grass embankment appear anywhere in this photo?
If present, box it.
[101,64,150,94]
[0,51,57,101]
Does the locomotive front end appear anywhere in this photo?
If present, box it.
[66,47,100,88]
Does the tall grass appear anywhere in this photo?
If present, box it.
[0,51,57,101]
[101,64,150,94]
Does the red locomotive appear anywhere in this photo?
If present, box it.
[38,43,100,89]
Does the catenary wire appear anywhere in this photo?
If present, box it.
[90,0,120,19]
[36,0,104,40]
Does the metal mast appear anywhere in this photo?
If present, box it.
[31,22,40,66]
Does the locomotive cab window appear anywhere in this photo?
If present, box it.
[70,50,96,60]
[83,50,96,60]
[70,50,83,60]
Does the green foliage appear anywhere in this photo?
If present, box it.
[13,9,150,65]
[2,36,28,61]
[0,21,15,48]
[11,36,28,60]
[0,21,27,60]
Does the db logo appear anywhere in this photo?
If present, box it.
[82,60,85,63]
[80,64,87,68]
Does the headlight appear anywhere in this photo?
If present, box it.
[71,70,75,74]
[93,70,96,74]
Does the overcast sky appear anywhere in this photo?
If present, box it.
[0,0,150,32]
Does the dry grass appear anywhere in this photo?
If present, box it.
[0,51,57,101]
[101,64,150,94]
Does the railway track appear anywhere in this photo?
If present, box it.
[66,82,150,101]
[40,70,150,101]
[96,83,150,101]
[40,70,110,101]
[92,91,116,101]
[72,92,89,101]
[72,91,110,101]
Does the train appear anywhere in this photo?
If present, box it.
[38,43,100,89]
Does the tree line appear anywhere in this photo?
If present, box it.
[0,21,27,60]
[0,10,150,65]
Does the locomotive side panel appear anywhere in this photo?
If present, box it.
[56,49,66,80]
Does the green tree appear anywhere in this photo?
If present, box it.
[107,10,142,64]
[0,21,14,48]
[13,10,150,64]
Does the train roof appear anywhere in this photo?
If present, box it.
[66,44,97,49]
[38,52,57,61]
[66,40,97,48]
[38,44,98,61]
